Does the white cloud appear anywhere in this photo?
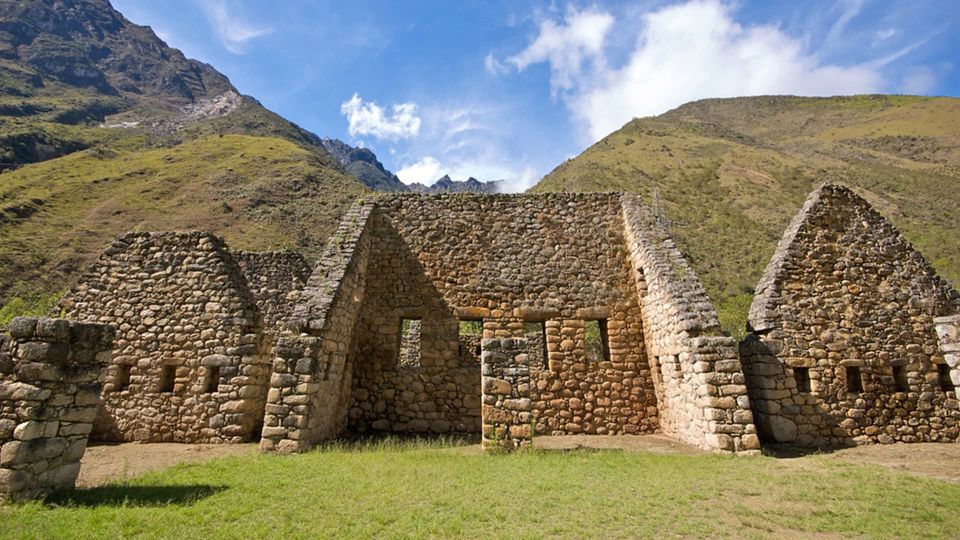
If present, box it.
[507,7,614,95]
[873,28,898,44]
[396,156,442,184]
[499,0,891,141]
[196,0,272,54]
[484,53,510,75]
[341,93,422,141]
[902,65,937,94]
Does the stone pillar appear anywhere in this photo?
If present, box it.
[0,317,113,500]
[935,315,960,399]
[481,337,533,450]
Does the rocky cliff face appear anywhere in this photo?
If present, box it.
[320,138,408,192]
[0,0,232,102]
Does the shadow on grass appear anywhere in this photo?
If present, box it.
[44,484,226,508]
[762,443,852,459]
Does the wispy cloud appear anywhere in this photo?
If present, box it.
[196,0,272,54]
[494,0,899,142]
[341,94,422,141]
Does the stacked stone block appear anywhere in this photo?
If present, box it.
[742,184,960,446]
[0,317,113,500]
[235,251,312,329]
[481,338,533,450]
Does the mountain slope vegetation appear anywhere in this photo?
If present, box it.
[533,95,960,335]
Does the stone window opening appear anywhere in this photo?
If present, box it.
[845,366,863,394]
[584,319,610,362]
[794,367,811,393]
[523,321,548,370]
[892,365,909,392]
[458,319,483,361]
[205,366,221,394]
[397,318,422,368]
[937,364,955,393]
[158,364,176,393]
[115,363,132,391]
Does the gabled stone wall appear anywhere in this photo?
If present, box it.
[620,194,759,453]
[346,194,659,438]
[742,184,960,446]
[259,202,376,453]
[60,232,272,443]
[1,317,113,500]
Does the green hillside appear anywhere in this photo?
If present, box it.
[533,95,960,336]
[0,134,365,320]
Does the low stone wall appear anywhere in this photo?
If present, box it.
[620,194,759,454]
[743,184,960,447]
[481,338,533,450]
[0,317,113,500]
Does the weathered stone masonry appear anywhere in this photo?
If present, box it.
[741,184,960,447]
[1,317,113,500]
[59,232,301,443]
[260,193,759,454]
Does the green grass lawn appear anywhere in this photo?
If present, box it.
[2,439,958,539]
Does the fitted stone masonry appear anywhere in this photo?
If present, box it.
[46,185,956,461]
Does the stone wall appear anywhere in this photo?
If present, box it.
[60,232,272,443]
[346,194,659,438]
[620,194,759,453]
[259,202,376,453]
[481,337,533,450]
[0,317,113,500]
[235,251,312,329]
[742,184,960,446]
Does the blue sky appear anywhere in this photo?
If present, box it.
[112,0,960,190]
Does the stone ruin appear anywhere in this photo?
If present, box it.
[1,317,113,500]
[2,184,959,498]
[741,184,960,446]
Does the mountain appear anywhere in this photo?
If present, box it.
[408,175,504,194]
[0,0,368,319]
[320,138,408,192]
[533,95,960,335]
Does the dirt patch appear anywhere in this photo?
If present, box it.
[780,443,960,484]
[78,442,256,488]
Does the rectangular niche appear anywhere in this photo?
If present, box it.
[892,365,909,392]
[584,319,610,362]
[114,364,132,392]
[397,318,422,368]
[794,367,811,393]
[845,366,863,394]
[523,321,548,369]
[938,364,955,393]
[158,365,176,393]
[205,366,221,394]
[458,319,483,362]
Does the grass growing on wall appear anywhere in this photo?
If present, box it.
[2,439,959,539]
[0,290,63,327]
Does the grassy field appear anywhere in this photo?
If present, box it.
[2,439,959,539]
